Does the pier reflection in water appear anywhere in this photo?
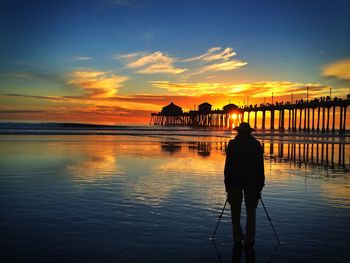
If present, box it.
[261,141,349,170]
[161,140,349,171]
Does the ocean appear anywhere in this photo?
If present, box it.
[0,124,349,262]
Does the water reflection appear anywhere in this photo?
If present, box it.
[61,139,349,208]
[1,136,350,262]
[320,180,350,208]
[161,142,182,154]
[212,238,273,263]
[67,153,120,182]
[197,142,211,157]
[161,141,213,157]
[130,149,223,207]
[231,244,255,263]
[59,143,126,183]
[261,141,349,171]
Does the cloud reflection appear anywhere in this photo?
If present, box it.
[66,145,123,183]
[125,142,225,207]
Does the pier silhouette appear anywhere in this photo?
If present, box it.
[150,96,349,133]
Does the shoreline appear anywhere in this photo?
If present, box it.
[0,131,349,146]
[0,127,349,138]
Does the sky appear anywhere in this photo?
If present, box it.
[0,0,349,124]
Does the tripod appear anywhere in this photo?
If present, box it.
[211,196,280,243]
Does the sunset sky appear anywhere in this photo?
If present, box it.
[1,0,349,124]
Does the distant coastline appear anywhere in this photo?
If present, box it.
[0,122,128,130]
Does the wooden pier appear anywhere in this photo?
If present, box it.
[150,98,350,133]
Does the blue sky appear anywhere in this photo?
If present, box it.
[0,0,349,124]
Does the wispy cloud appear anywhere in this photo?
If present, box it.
[0,71,63,85]
[1,93,186,109]
[68,70,128,98]
[322,58,350,81]
[183,47,222,62]
[3,93,68,102]
[150,81,224,95]
[117,47,245,75]
[74,56,93,61]
[13,60,43,68]
[0,73,38,79]
[200,60,247,72]
[183,47,247,74]
[122,51,187,74]
[0,105,152,125]
[184,47,235,62]
[116,52,143,60]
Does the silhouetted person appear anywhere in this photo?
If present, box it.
[224,122,265,246]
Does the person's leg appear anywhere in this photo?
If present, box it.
[229,187,244,243]
[243,187,258,245]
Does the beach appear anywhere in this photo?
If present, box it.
[2,0,349,261]
[0,127,349,262]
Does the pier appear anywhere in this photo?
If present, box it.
[150,97,350,133]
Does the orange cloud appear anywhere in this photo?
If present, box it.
[150,81,223,95]
[68,70,128,98]
[248,81,328,98]
[323,58,350,80]
[149,80,330,98]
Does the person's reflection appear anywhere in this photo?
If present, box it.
[244,245,255,263]
[231,243,242,262]
[231,243,255,263]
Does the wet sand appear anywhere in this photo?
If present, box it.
[0,132,349,262]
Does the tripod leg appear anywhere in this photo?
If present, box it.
[260,197,280,243]
[211,198,228,239]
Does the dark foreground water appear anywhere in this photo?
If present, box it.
[0,132,349,263]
